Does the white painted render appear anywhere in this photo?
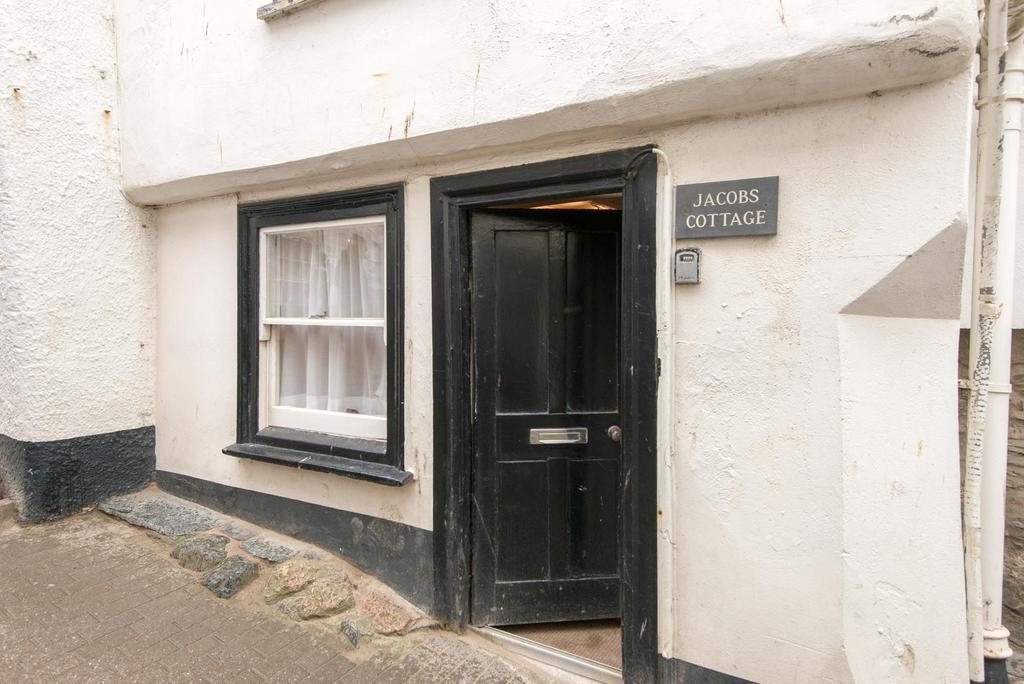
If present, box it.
[666,75,971,682]
[113,0,977,205]
[839,317,967,684]
[0,1,155,441]
[154,67,973,679]
[155,193,434,526]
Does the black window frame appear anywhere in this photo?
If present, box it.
[224,184,409,486]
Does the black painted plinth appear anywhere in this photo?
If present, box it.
[155,470,433,611]
[659,656,757,683]
[0,426,155,523]
[984,657,1010,684]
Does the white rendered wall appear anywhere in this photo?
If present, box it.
[0,1,155,441]
[663,74,971,682]
[114,0,976,204]
[155,188,435,529]
[839,317,966,684]
[155,73,973,681]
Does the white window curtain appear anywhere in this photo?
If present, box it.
[270,225,387,418]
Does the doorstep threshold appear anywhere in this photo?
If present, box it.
[472,626,623,684]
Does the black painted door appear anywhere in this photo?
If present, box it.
[470,209,621,626]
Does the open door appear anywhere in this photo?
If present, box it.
[469,209,622,626]
[432,148,659,683]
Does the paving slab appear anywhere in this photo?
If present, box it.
[99,494,219,537]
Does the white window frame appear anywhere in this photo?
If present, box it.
[258,215,388,441]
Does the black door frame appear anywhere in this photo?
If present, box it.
[430,147,660,683]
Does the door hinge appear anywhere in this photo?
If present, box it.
[656,357,662,378]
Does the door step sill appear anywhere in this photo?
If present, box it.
[472,626,623,683]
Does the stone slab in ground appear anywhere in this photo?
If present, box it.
[170,533,228,571]
[221,522,256,541]
[264,558,319,603]
[241,536,297,562]
[202,555,259,598]
[99,494,219,537]
[277,567,355,620]
[361,589,436,635]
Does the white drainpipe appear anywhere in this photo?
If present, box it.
[966,0,1023,680]
[984,29,1023,674]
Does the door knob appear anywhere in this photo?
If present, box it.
[607,425,622,443]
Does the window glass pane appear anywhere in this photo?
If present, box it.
[267,222,385,319]
[276,326,387,418]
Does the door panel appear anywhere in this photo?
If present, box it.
[566,230,619,412]
[494,230,550,413]
[470,209,622,627]
[568,457,619,576]
[494,459,549,582]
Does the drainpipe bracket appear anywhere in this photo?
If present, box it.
[959,379,1013,393]
[977,94,1008,109]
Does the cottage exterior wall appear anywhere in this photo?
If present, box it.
[0,1,155,444]
[154,67,973,679]
[113,0,976,204]
[0,0,978,678]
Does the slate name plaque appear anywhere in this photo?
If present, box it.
[676,176,779,238]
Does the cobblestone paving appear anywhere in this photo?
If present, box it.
[0,512,534,683]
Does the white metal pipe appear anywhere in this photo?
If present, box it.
[965,1,1010,680]
[981,29,1024,669]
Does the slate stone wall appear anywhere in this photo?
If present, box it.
[0,427,154,522]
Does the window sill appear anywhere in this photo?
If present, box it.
[223,442,414,486]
